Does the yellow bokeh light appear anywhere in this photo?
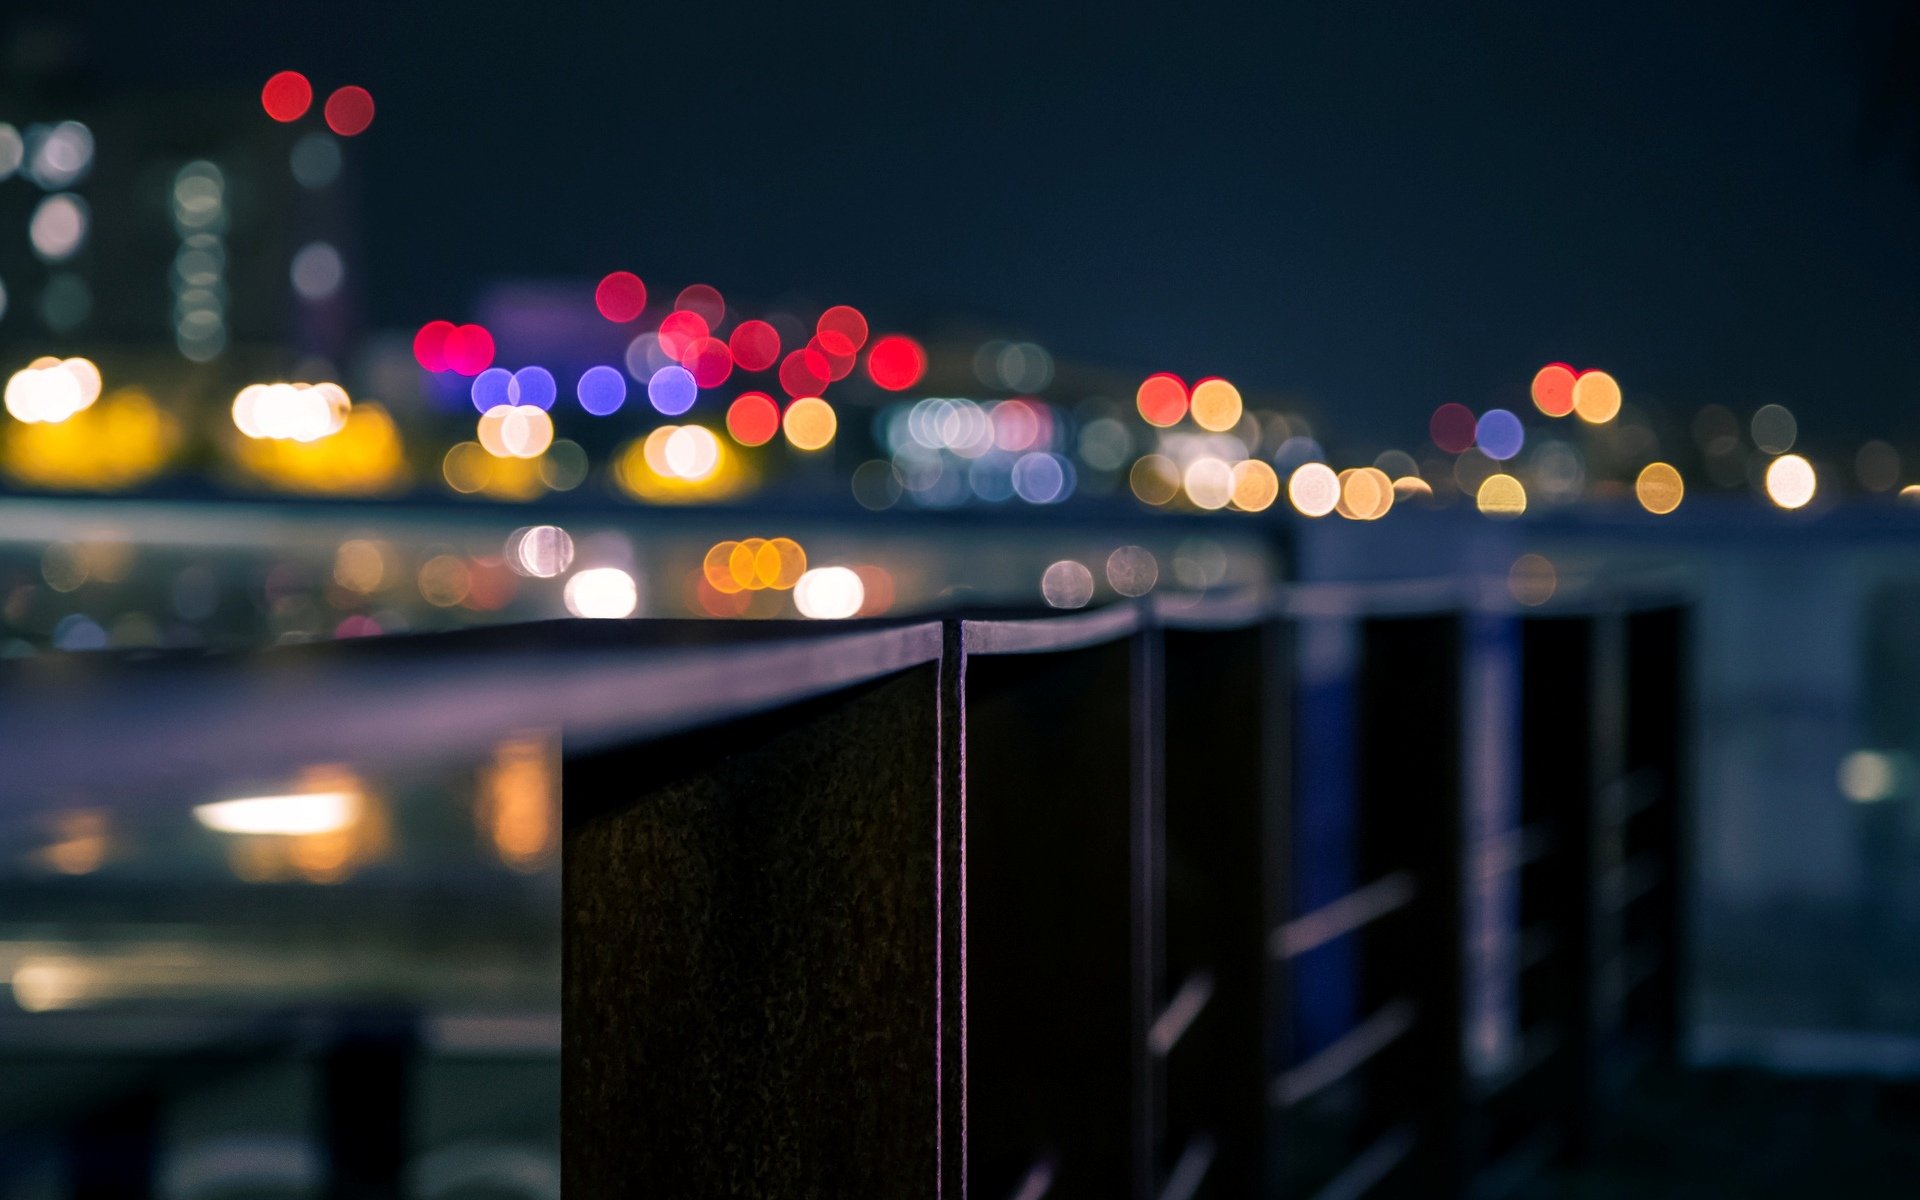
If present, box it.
[1189,378,1243,433]
[1635,462,1684,514]
[759,537,807,589]
[1900,484,1920,504]
[237,403,407,495]
[1477,473,1527,517]
[614,431,749,503]
[1765,453,1816,510]
[1336,466,1393,521]
[333,539,389,594]
[418,555,472,607]
[1288,462,1340,517]
[2,388,178,491]
[729,538,769,590]
[704,541,743,593]
[1571,370,1622,424]
[443,441,493,493]
[782,397,837,451]
[1129,454,1180,505]
[1229,459,1279,511]
[1392,476,1434,501]
[478,734,558,872]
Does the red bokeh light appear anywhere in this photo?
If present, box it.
[729,320,781,372]
[815,305,869,357]
[595,272,647,323]
[1429,402,1478,454]
[807,334,855,382]
[442,324,496,376]
[1531,362,1578,417]
[865,335,926,392]
[684,337,734,388]
[778,349,832,399]
[726,392,781,446]
[324,86,376,137]
[261,71,313,123]
[1135,373,1189,427]
[675,284,726,328]
[658,311,710,361]
[413,320,456,372]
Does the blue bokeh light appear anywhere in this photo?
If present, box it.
[509,366,557,410]
[648,365,698,416]
[577,365,627,416]
[470,367,511,413]
[1476,408,1525,461]
[1012,451,1072,504]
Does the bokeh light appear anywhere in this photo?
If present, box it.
[1571,370,1621,424]
[1040,560,1095,609]
[674,284,726,327]
[261,71,313,122]
[683,337,734,388]
[565,567,638,619]
[442,325,496,376]
[576,365,627,415]
[730,320,781,371]
[1136,373,1188,427]
[509,366,557,410]
[648,365,698,416]
[1751,404,1797,454]
[658,311,710,361]
[595,272,647,323]
[663,426,721,480]
[1508,554,1557,605]
[6,358,102,424]
[1183,458,1233,510]
[1856,441,1901,493]
[1477,473,1528,517]
[1765,454,1816,509]
[1337,466,1394,520]
[779,349,831,399]
[413,320,455,371]
[507,525,574,578]
[470,367,512,413]
[476,404,554,459]
[1475,409,1524,461]
[1531,363,1577,417]
[1130,455,1180,505]
[816,306,870,356]
[866,335,926,391]
[794,567,864,619]
[323,86,375,136]
[782,397,837,451]
[1288,462,1340,517]
[1229,459,1280,511]
[29,194,88,262]
[1429,403,1476,454]
[727,391,780,446]
[1106,546,1158,596]
[1635,462,1684,514]
[1189,378,1243,433]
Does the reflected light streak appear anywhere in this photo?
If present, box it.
[195,791,360,836]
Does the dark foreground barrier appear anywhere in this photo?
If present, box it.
[0,584,1686,1197]
[561,587,1689,1198]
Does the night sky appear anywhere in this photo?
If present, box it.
[33,1,1920,445]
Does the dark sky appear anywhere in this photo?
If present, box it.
[43,1,1920,446]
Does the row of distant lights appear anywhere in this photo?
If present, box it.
[2,120,96,332]
[4,357,102,423]
[172,162,228,361]
[231,382,351,443]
